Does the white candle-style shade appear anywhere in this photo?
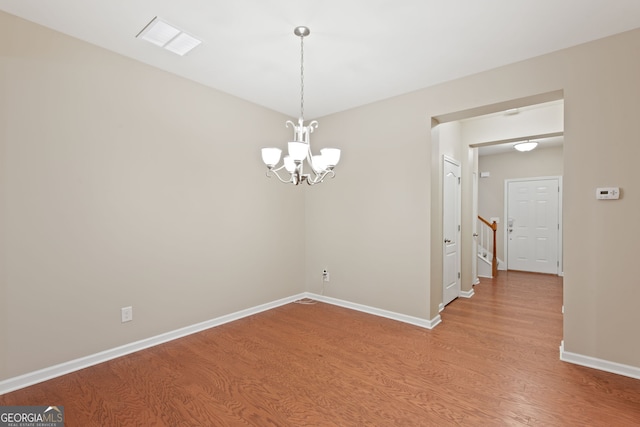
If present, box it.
[288,141,308,161]
[321,148,341,166]
[283,155,295,173]
[311,155,328,173]
[261,147,282,166]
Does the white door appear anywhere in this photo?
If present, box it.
[471,170,479,285]
[507,178,559,274]
[443,157,461,306]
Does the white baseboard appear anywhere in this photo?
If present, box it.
[459,288,475,298]
[307,292,442,330]
[0,293,307,395]
[10,296,638,395]
[559,341,640,380]
[1,292,441,395]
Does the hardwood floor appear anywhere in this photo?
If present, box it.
[2,271,639,426]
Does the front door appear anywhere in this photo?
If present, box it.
[443,156,461,306]
[506,178,560,274]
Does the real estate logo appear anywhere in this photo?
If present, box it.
[0,406,64,427]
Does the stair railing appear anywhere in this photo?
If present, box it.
[477,216,498,277]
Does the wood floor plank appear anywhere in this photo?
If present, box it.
[2,271,639,426]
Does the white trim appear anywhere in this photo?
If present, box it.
[0,293,306,395]
[439,303,445,313]
[1,292,441,395]
[557,176,563,275]
[559,341,640,380]
[307,292,442,330]
[459,288,475,298]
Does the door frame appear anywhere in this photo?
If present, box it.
[503,176,563,275]
[472,170,479,285]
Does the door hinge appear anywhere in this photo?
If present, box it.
[458,224,461,232]
[458,177,461,184]
[558,224,560,230]
[458,272,461,279]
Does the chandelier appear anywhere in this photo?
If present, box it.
[261,26,341,185]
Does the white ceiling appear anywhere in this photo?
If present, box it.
[463,101,564,156]
[2,1,640,119]
[477,135,563,157]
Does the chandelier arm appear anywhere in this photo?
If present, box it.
[306,172,320,185]
[306,169,335,185]
[266,168,294,184]
[306,121,318,144]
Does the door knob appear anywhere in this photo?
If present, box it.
[444,239,451,243]
[472,233,478,237]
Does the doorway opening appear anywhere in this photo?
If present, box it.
[432,90,564,312]
[471,100,564,277]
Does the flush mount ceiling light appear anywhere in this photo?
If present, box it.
[136,17,201,56]
[261,26,341,186]
[514,141,538,152]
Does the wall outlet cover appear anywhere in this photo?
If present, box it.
[121,306,133,323]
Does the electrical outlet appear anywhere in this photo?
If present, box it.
[121,306,133,323]
[322,269,330,282]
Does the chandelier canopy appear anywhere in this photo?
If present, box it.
[261,26,341,185]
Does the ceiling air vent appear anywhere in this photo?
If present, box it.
[136,17,201,56]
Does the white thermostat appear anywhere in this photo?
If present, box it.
[596,187,620,200]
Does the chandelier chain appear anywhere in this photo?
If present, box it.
[300,33,304,121]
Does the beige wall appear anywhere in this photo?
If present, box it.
[310,28,640,368]
[2,11,640,380]
[0,12,305,379]
[304,95,432,318]
[478,146,564,261]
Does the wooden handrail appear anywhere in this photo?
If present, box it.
[478,215,498,277]
[478,215,498,231]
